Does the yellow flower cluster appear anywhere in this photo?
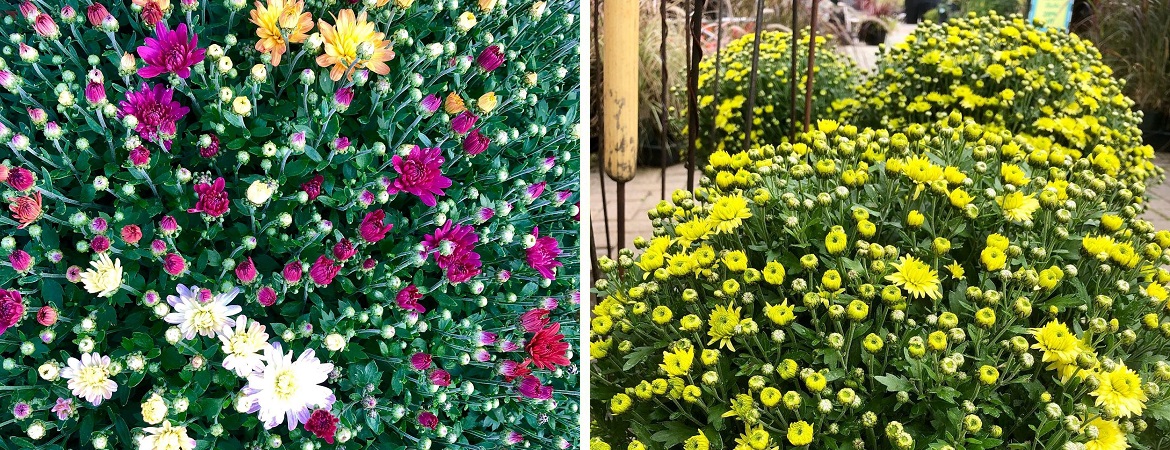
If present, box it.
[680,32,860,160]
[841,13,1162,189]
[591,115,1170,450]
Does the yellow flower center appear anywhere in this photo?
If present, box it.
[273,369,298,401]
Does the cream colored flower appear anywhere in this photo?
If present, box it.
[246,180,277,205]
[478,92,498,114]
[141,393,168,425]
[530,1,546,19]
[232,96,252,116]
[457,12,477,32]
[325,333,346,351]
[479,0,497,12]
[80,253,122,298]
[138,421,196,450]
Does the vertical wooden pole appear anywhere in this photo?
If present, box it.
[789,0,799,141]
[603,0,638,248]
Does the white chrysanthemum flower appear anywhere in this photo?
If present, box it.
[80,253,122,297]
[60,352,117,406]
[218,315,270,377]
[164,285,242,340]
[137,420,196,450]
[240,343,336,430]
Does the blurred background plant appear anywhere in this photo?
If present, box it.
[1080,0,1170,152]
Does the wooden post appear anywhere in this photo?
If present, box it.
[603,0,638,249]
[602,0,639,185]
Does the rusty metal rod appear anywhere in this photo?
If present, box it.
[686,0,707,190]
[593,0,612,258]
[660,0,669,200]
[803,0,820,133]
[711,0,725,142]
[616,181,626,251]
[742,0,767,152]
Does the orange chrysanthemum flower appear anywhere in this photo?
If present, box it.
[249,0,314,66]
[315,10,394,81]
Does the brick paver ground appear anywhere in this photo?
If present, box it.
[1147,153,1170,231]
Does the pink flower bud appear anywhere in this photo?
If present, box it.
[129,146,151,167]
[36,305,57,326]
[463,129,490,155]
[410,353,432,370]
[283,261,303,285]
[90,235,111,253]
[9,250,32,273]
[257,286,277,306]
[87,4,111,27]
[163,253,187,276]
[158,216,179,235]
[235,257,258,284]
[150,239,167,256]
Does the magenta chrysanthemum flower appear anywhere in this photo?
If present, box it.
[411,353,433,370]
[0,289,25,335]
[526,227,563,279]
[309,255,341,286]
[518,375,552,400]
[396,285,426,313]
[359,210,393,243]
[387,146,452,207]
[137,23,206,79]
[464,129,490,155]
[421,222,483,283]
[187,177,230,217]
[119,83,189,150]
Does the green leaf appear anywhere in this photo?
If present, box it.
[874,374,914,392]
[623,346,656,371]
[649,421,700,448]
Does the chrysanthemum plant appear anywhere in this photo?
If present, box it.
[591,115,1170,450]
[0,0,581,448]
[841,13,1163,191]
[677,32,860,163]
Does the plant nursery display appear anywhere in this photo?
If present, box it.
[680,31,860,162]
[842,13,1162,188]
[590,115,1170,449]
[0,0,581,448]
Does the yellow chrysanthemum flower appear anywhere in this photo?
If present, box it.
[249,0,314,66]
[707,303,742,350]
[315,9,394,81]
[885,256,941,300]
[1084,418,1128,450]
[996,191,1040,222]
[764,300,795,326]
[1029,321,1081,365]
[684,431,711,450]
[707,196,752,234]
[787,420,814,446]
[660,346,694,377]
[1092,363,1147,418]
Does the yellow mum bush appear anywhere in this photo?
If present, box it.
[592,114,1170,450]
[680,32,861,161]
[841,13,1162,190]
